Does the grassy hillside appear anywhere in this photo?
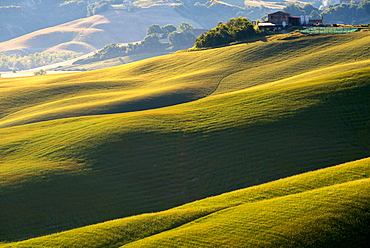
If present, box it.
[0,32,370,241]
[2,157,369,247]
[2,32,370,128]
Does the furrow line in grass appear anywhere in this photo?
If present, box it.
[207,66,246,97]
[0,207,231,248]
[117,207,232,248]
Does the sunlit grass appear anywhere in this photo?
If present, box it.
[126,178,369,247]
[1,32,369,128]
[3,157,369,247]
[0,32,369,242]
[1,65,369,241]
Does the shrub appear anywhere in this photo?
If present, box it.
[195,17,261,48]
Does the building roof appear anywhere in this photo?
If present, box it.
[268,11,290,16]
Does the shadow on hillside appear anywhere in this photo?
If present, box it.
[0,92,201,128]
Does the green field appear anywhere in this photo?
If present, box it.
[301,27,359,34]
[2,158,370,247]
[0,31,370,245]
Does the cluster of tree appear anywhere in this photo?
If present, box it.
[87,1,109,16]
[281,1,370,25]
[34,69,47,75]
[74,22,196,65]
[282,3,321,19]
[148,22,196,49]
[194,17,261,48]
[0,52,83,71]
[87,0,126,16]
[323,0,370,25]
[58,0,89,20]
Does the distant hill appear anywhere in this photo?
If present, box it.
[173,0,271,28]
[0,0,271,55]
[0,0,89,43]
[0,6,202,55]
[241,0,316,9]
[0,31,369,242]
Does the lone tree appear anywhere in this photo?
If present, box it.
[147,24,163,36]
[178,22,194,35]
[194,17,260,48]
[141,34,164,51]
[34,69,47,75]
[161,24,177,38]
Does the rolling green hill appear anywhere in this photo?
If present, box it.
[0,31,370,243]
[2,32,370,128]
[2,157,370,247]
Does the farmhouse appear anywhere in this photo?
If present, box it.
[259,11,323,28]
[268,11,290,26]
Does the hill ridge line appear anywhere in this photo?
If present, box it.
[1,155,369,246]
[119,169,370,247]
[120,206,231,248]
[122,177,370,247]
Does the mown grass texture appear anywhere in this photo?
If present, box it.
[2,157,369,247]
[124,178,369,248]
[0,31,370,242]
[1,32,370,128]
[1,66,370,241]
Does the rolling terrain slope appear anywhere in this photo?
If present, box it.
[1,32,370,128]
[0,32,370,242]
[2,157,369,247]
